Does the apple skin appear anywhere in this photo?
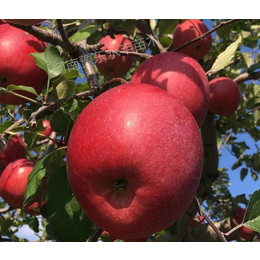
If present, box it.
[130,52,209,127]
[0,23,47,105]
[3,19,46,26]
[230,207,254,241]
[209,77,240,116]
[67,83,203,239]
[95,34,134,78]
[172,19,212,60]
[0,135,27,172]
[0,159,45,214]
[41,120,52,138]
[110,235,148,242]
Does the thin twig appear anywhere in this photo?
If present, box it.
[218,132,232,156]
[193,196,228,242]
[86,227,103,242]
[0,206,13,214]
[224,223,244,237]
[234,71,260,84]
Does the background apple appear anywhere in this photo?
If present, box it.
[130,52,209,127]
[67,83,203,239]
[230,207,254,240]
[95,34,134,78]
[209,77,241,115]
[0,159,45,214]
[0,134,27,172]
[3,19,46,26]
[0,23,47,105]
[40,120,52,139]
[172,19,212,60]
[190,215,205,227]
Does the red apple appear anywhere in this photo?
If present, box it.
[130,52,209,127]
[172,19,212,60]
[0,159,45,215]
[209,77,240,116]
[67,83,203,239]
[190,215,204,227]
[110,235,148,242]
[41,120,52,138]
[3,19,46,26]
[230,207,254,240]
[95,34,134,78]
[0,135,27,171]
[0,23,47,105]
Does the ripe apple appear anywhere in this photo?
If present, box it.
[190,215,204,227]
[0,23,47,105]
[0,159,45,214]
[230,207,254,240]
[110,235,148,242]
[0,134,27,172]
[95,34,134,78]
[40,120,52,139]
[3,19,46,26]
[172,19,212,60]
[130,52,209,127]
[67,83,203,239]
[209,77,240,116]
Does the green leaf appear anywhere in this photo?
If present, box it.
[7,85,38,97]
[45,45,65,80]
[31,52,47,72]
[240,168,248,181]
[157,19,179,35]
[50,110,74,133]
[55,79,75,100]
[46,166,93,242]
[210,35,242,73]
[25,217,39,233]
[118,20,137,37]
[248,63,260,75]
[0,121,14,134]
[244,189,260,233]
[69,25,100,43]
[23,148,64,208]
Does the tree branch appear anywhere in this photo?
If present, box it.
[86,227,103,242]
[234,71,260,84]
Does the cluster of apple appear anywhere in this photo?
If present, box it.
[0,121,52,215]
[0,19,244,241]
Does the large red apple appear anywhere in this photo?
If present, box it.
[230,207,254,241]
[67,83,203,239]
[0,135,27,172]
[130,52,209,127]
[3,19,46,26]
[0,23,47,105]
[0,159,45,214]
[95,34,134,78]
[209,77,240,116]
[172,19,212,60]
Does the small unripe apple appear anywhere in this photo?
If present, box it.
[209,77,240,115]
[67,83,203,239]
[0,23,47,105]
[230,207,254,240]
[3,19,46,26]
[172,19,212,60]
[130,52,209,127]
[0,159,45,214]
[0,135,27,172]
[95,34,134,78]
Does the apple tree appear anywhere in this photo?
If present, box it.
[0,19,260,242]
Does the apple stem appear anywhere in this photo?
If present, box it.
[114,179,128,190]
